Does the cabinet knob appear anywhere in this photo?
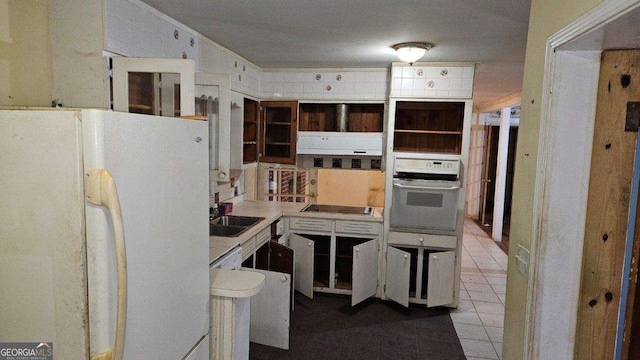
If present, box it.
[404,254,408,259]
[308,241,312,246]
[419,237,424,242]
[432,255,438,260]
[355,248,360,253]
[281,276,288,282]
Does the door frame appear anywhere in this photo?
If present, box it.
[526,1,640,359]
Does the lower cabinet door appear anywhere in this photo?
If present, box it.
[242,268,291,350]
[426,251,456,307]
[351,239,379,306]
[288,233,314,299]
[385,246,411,307]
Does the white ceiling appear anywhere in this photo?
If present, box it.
[140,0,532,109]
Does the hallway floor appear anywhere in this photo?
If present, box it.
[454,218,508,359]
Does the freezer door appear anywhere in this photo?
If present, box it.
[82,110,210,359]
[0,110,89,359]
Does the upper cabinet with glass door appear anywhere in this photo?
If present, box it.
[112,58,195,117]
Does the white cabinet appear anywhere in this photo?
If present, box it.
[195,73,231,182]
[286,217,382,306]
[289,234,314,299]
[244,268,291,350]
[111,57,195,117]
[238,223,294,350]
[385,246,456,307]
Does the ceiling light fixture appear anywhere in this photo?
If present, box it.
[391,42,434,65]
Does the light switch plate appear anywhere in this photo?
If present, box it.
[515,244,530,277]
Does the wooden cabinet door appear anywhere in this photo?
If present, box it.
[385,246,411,307]
[351,239,379,306]
[243,268,291,350]
[426,251,456,307]
[288,234,314,299]
[259,101,297,164]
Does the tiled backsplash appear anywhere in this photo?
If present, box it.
[209,170,246,206]
[390,63,474,98]
[105,0,261,97]
[261,70,389,101]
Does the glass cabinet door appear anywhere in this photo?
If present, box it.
[112,57,195,117]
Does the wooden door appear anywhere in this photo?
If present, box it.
[575,50,640,359]
[288,234,314,299]
[385,246,411,307]
[351,239,379,306]
[259,101,298,164]
[426,251,456,307]
[479,125,499,226]
[245,268,291,350]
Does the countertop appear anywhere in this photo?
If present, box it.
[282,207,384,222]
[210,269,265,297]
[209,201,383,264]
[209,200,307,264]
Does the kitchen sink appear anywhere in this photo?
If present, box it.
[213,215,263,227]
[209,215,265,237]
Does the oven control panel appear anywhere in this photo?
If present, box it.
[394,157,460,176]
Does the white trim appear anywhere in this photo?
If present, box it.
[526,1,640,359]
[491,107,512,242]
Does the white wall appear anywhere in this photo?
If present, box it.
[261,70,388,101]
[105,0,262,97]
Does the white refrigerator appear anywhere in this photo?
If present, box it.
[0,109,210,359]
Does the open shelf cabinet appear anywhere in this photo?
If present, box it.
[299,103,384,132]
[393,101,465,154]
[260,101,298,164]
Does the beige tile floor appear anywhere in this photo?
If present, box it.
[452,219,508,360]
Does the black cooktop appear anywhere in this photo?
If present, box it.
[302,204,373,215]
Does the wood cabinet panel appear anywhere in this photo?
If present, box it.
[299,103,383,132]
[393,101,464,154]
[260,101,297,164]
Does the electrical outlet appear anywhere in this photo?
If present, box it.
[515,244,530,277]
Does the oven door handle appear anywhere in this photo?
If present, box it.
[392,183,460,191]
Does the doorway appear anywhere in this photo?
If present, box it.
[478,123,519,249]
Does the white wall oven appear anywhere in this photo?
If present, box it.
[390,157,461,232]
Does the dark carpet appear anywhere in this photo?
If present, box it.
[250,292,466,360]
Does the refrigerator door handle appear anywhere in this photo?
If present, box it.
[86,170,128,360]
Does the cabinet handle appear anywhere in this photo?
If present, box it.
[404,254,408,259]
[281,276,288,282]
[308,241,312,246]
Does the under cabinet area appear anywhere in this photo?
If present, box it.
[287,217,382,306]
[386,231,458,308]
[240,225,294,350]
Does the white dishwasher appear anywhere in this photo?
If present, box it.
[211,246,242,270]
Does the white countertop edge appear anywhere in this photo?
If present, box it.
[210,269,265,298]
